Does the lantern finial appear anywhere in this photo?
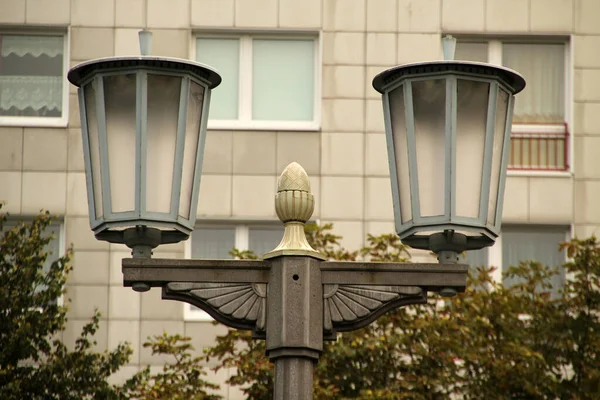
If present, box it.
[139,30,152,56]
[264,162,325,260]
[442,35,456,61]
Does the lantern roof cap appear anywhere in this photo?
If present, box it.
[372,60,525,95]
[68,56,222,89]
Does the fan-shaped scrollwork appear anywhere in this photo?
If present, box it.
[164,282,267,335]
[323,284,426,334]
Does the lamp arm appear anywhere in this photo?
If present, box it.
[123,257,271,336]
[319,260,466,337]
[123,257,466,340]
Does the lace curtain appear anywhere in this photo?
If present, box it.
[0,76,62,112]
[455,41,565,125]
[1,35,63,58]
[0,35,64,114]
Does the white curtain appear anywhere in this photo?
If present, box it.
[0,75,62,112]
[1,35,63,58]
[503,43,565,124]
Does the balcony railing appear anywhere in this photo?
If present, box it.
[508,124,569,171]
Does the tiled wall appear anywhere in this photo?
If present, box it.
[1,0,596,398]
[572,0,600,239]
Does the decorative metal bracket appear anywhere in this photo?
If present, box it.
[164,282,268,338]
[122,258,466,339]
[159,280,428,340]
[322,284,426,338]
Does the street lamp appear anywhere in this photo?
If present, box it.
[69,33,524,399]
[373,36,525,263]
[67,31,221,257]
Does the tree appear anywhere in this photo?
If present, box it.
[119,332,221,400]
[554,238,600,396]
[0,209,220,399]
[205,223,600,399]
[0,210,131,399]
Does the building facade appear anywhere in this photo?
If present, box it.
[0,0,597,397]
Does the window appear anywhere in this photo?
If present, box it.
[455,38,570,171]
[501,226,567,295]
[0,32,68,126]
[195,34,320,131]
[464,225,569,297]
[184,223,284,320]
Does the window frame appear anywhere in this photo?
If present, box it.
[183,222,285,321]
[451,35,572,175]
[0,29,70,128]
[193,31,322,132]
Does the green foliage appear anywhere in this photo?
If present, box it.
[204,329,272,400]
[229,249,260,260]
[120,332,221,400]
[554,238,600,396]
[0,210,131,399]
[205,223,600,399]
[0,209,220,399]
[303,222,358,261]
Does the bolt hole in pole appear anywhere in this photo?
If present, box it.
[292,274,300,281]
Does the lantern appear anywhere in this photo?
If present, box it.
[372,37,525,253]
[68,43,221,247]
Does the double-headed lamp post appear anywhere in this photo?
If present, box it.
[68,34,524,399]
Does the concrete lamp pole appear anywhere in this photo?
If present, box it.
[68,33,525,399]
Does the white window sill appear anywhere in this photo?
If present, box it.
[208,119,320,132]
[507,169,572,178]
[0,116,68,128]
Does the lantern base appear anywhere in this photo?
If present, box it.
[96,225,188,258]
[401,230,494,253]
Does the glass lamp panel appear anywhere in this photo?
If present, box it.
[487,89,510,225]
[103,74,137,213]
[83,81,103,219]
[145,74,181,214]
[388,86,412,223]
[455,80,489,219]
[412,79,446,217]
[252,39,314,121]
[196,38,239,120]
[179,81,205,219]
